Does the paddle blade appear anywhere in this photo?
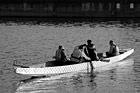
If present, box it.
[100,59,110,62]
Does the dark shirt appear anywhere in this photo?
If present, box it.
[84,45,90,57]
[61,50,67,62]
[88,48,99,61]
[55,49,67,62]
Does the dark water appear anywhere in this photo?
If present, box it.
[0,18,140,93]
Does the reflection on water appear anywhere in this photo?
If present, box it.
[0,19,140,93]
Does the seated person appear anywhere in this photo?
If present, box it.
[88,44,99,61]
[70,44,91,63]
[54,45,68,65]
[106,40,119,57]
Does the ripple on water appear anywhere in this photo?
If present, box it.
[0,20,140,93]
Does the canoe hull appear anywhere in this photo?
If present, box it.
[15,48,134,76]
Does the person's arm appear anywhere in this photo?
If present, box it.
[81,51,90,60]
[116,46,119,52]
[95,51,99,61]
[53,50,58,59]
[84,47,89,57]
[115,46,120,55]
[62,51,67,59]
[109,46,113,53]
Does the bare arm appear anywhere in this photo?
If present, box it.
[95,51,99,61]
[109,46,113,53]
[81,51,91,60]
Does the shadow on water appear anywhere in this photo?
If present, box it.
[19,75,47,84]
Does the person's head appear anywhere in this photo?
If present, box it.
[109,40,115,46]
[79,45,84,50]
[62,46,65,50]
[87,40,92,45]
[83,44,86,46]
[58,45,64,50]
[58,45,62,49]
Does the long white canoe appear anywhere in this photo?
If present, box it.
[14,48,134,76]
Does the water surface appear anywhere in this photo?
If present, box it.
[0,18,140,93]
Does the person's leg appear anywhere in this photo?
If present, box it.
[97,53,103,58]
[106,52,113,57]
[106,52,109,57]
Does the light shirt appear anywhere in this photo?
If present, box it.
[70,46,90,62]
[81,50,91,60]
[109,45,119,56]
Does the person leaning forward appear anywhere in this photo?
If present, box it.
[70,44,91,63]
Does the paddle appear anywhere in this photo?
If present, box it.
[99,56,110,62]
[89,60,94,70]
[84,46,94,70]
[98,52,110,62]
[100,58,110,62]
[88,58,109,71]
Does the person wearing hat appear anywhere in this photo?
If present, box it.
[106,40,119,57]
[54,45,68,64]
[88,44,99,61]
